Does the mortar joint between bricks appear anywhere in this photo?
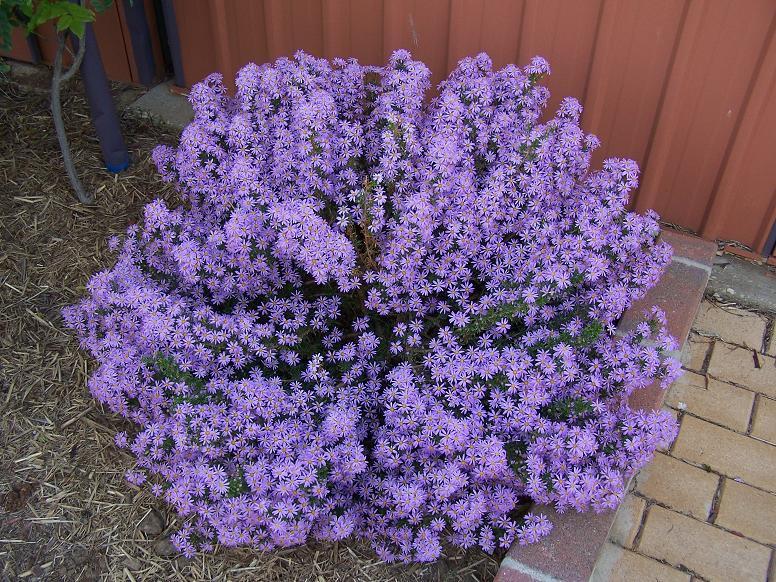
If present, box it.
[667,412,685,455]
[761,316,774,356]
[747,392,761,436]
[699,338,715,375]
[707,475,725,523]
[631,500,652,550]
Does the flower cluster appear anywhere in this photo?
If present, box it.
[65,51,679,562]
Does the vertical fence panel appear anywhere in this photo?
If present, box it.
[447,0,524,71]
[348,0,384,65]
[517,0,602,118]
[635,0,776,231]
[165,0,776,251]
[702,22,776,252]
[322,0,352,59]
[383,0,452,88]
[582,0,687,172]
[173,0,217,87]
[2,3,135,82]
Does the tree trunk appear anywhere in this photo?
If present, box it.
[51,30,91,204]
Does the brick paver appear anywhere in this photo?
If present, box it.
[664,370,754,432]
[707,342,776,398]
[633,453,718,519]
[680,331,712,371]
[606,495,645,548]
[591,543,691,582]
[715,479,776,545]
[693,302,767,348]
[593,300,776,581]
[672,414,776,492]
[638,505,772,582]
[751,395,776,445]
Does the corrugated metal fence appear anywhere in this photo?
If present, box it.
[6,0,776,253]
[1,0,165,85]
[169,0,776,255]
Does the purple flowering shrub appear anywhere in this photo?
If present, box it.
[64,51,681,562]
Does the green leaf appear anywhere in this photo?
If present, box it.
[19,2,35,19]
[55,13,71,31]
[64,2,95,23]
[226,471,248,497]
[91,0,114,13]
[69,17,84,38]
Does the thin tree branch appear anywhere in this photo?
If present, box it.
[60,31,87,84]
[52,30,93,204]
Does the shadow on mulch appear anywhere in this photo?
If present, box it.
[0,78,501,581]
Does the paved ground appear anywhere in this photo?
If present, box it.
[592,300,776,582]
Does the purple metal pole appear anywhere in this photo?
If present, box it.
[70,24,130,173]
[122,0,156,86]
[160,0,185,87]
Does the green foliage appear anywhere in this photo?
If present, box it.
[147,353,207,392]
[540,397,594,421]
[0,0,115,56]
[576,320,603,347]
[89,0,113,12]
[21,0,95,38]
[0,0,28,50]
[227,471,249,498]
[454,300,530,344]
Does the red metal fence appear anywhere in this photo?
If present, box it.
[5,0,776,254]
[170,0,776,254]
[1,0,164,85]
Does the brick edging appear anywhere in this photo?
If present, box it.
[495,229,717,582]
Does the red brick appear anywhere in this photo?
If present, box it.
[503,505,614,582]
[493,562,536,582]
[619,260,708,348]
[722,245,766,263]
[660,229,717,266]
[627,379,670,412]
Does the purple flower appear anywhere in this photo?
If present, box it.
[64,50,678,563]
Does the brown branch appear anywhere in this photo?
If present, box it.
[51,30,92,204]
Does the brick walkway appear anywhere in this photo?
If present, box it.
[592,301,776,582]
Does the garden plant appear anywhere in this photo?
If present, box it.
[64,51,680,563]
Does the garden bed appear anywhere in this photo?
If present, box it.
[0,79,500,581]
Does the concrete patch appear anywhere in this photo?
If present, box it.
[127,81,193,132]
[707,255,776,314]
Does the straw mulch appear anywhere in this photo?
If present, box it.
[0,77,501,581]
